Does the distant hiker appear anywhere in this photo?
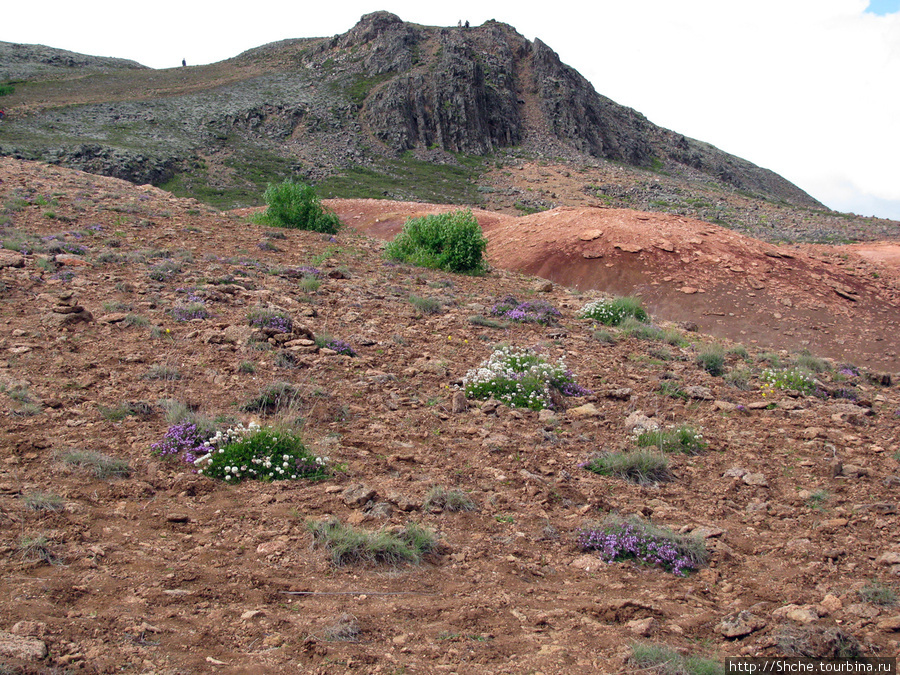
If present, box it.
[0,110,4,120]
[458,20,462,28]
[465,20,470,28]
[182,59,186,67]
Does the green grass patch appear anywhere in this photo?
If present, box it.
[423,486,477,512]
[582,450,670,484]
[59,450,131,479]
[307,518,438,566]
[635,425,707,455]
[629,642,725,675]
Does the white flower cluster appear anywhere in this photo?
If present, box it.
[462,346,568,409]
[578,299,620,323]
[193,421,261,473]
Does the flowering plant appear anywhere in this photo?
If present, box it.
[247,308,293,333]
[579,296,648,326]
[150,422,212,465]
[577,516,707,576]
[761,367,817,395]
[462,346,590,410]
[489,296,561,325]
[193,423,328,482]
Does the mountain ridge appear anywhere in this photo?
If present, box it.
[0,11,823,214]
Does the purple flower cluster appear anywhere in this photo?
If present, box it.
[151,423,209,465]
[297,265,323,278]
[170,303,209,321]
[490,296,561,325]
[249,312,293,333]
[325,339,356,356]
[838,365,860,377]
[50,271,76,282]
[577,522,701,576]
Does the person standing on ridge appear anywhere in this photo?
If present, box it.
[182,59,186,67]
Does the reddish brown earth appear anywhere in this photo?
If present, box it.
[331,200,900,371]
[1,158,900,674]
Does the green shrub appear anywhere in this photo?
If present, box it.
[635,425,707,454]
[582,450,670,484]
[260,180,341,233]
[795,353,830,374]
[307,518,438,566]
[468,315,506,329]
[384,209,487,274]
[0,84,15,96]
[579,296,648,326]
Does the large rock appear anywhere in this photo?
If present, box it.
[0,630,47,661]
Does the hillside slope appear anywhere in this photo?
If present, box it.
[0,158,899,672]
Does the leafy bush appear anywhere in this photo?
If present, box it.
[384,209,487,274]
[635,425,707,455]
[307,518,437,565]
[462,346,590,410]
[577,515,708,576]
[489,295,561,325]
[582,450,670,484]
[0,84,15,96]
[579,296,648,326]
[260,180,341,233]
[194,423,328,482]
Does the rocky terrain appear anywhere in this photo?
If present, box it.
[1,157,900,674]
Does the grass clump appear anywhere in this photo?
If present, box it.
[257,180,341,234]
[194,423,328,482]
[384,209,487,274]
[629,642,725,675]
[582,450,670,484]
[423,486,478,512]
[696,346,726,376]
[462,346,590,410]
[859,581,897,606]
[142,364,181,381]
[59,450,131,479]
[22,490,65,512]
[99,401,153,421]
[409,294,442,315]
[19,535,61,565]
[635,425,707,455]
[795,353,831,374]
[579,296,648,326]
[307,518,438,566]
[240,381,301,414]
[468,315,507,329]
[577,514,708,576]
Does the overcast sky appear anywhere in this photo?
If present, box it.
[3,0,899,220]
